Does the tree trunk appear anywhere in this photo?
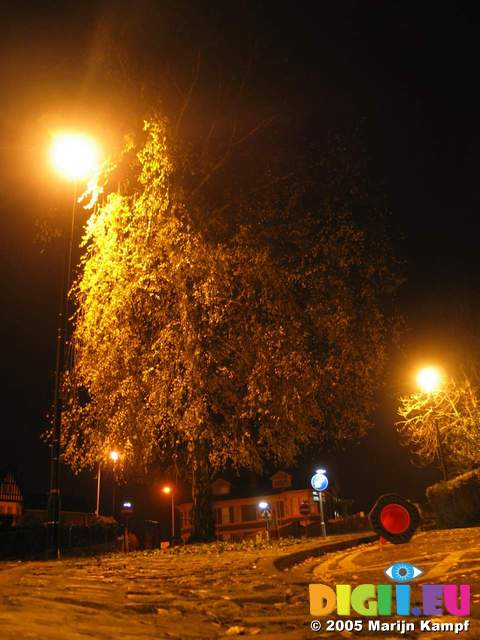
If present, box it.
[189,439,216,542]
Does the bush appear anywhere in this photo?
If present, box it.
[426,469,480,529]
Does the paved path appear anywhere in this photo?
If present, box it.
[0,529,478,639]
[0,534,365,640]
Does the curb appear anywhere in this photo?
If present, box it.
[258,532,378,582]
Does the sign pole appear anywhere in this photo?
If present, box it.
[319,492,326,537]
[311,469,328,538]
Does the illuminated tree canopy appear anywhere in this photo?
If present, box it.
[397,375,480,476]
[62,119,398,540]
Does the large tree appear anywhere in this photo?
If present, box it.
[61,118,398,540]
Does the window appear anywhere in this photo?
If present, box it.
[240,504,257,522]
[215,508,223,525]
[229,506,235,523]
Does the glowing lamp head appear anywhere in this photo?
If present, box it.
[258,501,269,510]
[122,501,132,509]
[162,486,172,495]
[109,450,120,462]
[50,132,100,181]
[416,366,443,393]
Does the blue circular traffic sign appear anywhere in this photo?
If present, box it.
[311,471,328,492]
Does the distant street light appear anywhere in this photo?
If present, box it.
[121,501,133,553]
[416,365,448,481]
[162,486,175,539]
[96,450,121,517]
[47,132,100,559]
[110,451,120,516]
[258,501,272,542]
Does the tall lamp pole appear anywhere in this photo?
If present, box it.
[47,133,100,558]
[95,462,102,518]
[162,486,175,539]
[258,501,272,542]
[96,450,120,517]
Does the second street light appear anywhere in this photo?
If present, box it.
[47,132,100,558]
[96,450,121,517]
[258,501,272,542]
[163,486,175,540]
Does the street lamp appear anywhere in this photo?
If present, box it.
[416,366,443,394]
[121,501,134,553]
[96,450,121,517]
[162,486,175,540]
[416,366,448,481]
[258,501,272,542]
[110,450,120,516]
[47,132,100,559]
[50,133,100,181]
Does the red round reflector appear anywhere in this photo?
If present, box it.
[380,504,411,534]
[369,494,420,544]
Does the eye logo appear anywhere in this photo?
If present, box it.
[385,562,423,582]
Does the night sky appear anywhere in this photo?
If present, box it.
[1,1,479,515]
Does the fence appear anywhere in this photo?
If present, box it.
[0,523,120,559]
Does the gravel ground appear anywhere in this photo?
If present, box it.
[0,529,478,640]
[0,535,361,640]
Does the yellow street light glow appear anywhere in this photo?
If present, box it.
[416,366,443,393]
[109,450,120,462]
[162,486,172,495]
[50,132,100,180]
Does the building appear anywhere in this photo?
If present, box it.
[0,470,23,527]
[22,494,97,527]
[0,469,96,527]
[177,470,353,542]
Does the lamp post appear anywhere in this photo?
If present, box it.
[162,486,175,539]
[416,366,448,481]
[258,501,271,542]
[121,501,133,553]
[47,133,100,558]
[96,450,120,517]
[110,450,119,516]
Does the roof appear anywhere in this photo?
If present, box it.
[0,469,23,502]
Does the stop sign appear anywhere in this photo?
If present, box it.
[299,501,311,516]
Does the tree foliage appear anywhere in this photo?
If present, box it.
[397,375,480,475]
[61,118,398,539]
